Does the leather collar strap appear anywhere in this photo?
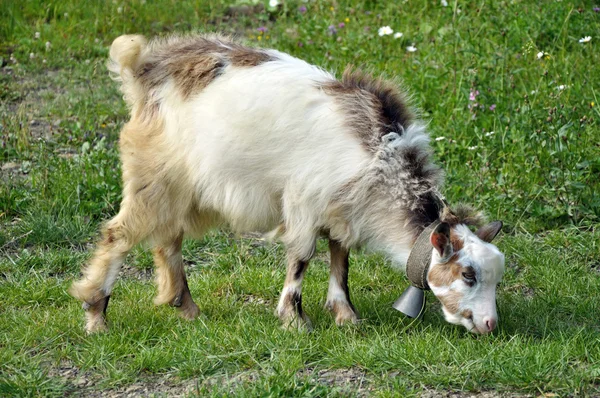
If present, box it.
[405,220,440,290]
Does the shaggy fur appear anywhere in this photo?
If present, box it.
[71,33,504,334]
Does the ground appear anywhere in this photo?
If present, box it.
[1,0,599,397]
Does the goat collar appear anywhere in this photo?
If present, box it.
[405,220,440,290]
[393,191,449,318]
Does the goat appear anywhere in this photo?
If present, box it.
[70,33,505,335]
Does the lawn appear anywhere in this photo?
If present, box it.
[1,0,599,396]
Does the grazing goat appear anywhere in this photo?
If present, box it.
[70,33,505,335]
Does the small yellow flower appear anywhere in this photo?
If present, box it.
[345,17,350,22]
[265,35,270,39]
[101,123,106,128]
[330,6,334,11]
[592,102,595,107]
[257,36,262,41]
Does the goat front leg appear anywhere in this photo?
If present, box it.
[325,239,359,325]
[153,233,199,320]
[276,254,312,330]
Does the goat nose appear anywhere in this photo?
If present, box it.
[483,317,497,332]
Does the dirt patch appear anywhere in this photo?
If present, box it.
[420,388,532,398]
[44,360,264,397]
[43,361,541,397]
[298,367,372,396]
[119,263,154,281]
[84,378,197,398]
[240,293,271,307]
[46,360,198,397]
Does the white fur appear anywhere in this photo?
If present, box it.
[327,275,349,304]
[156,60,381,259]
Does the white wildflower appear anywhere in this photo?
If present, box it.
[435,136,446,141]
[557,85,565,90]
[441,0,448,6]
[468,146,478,150]
[94,38,100,43]
[63,12,68,17]
[117,6,123,13]
[42,59,47,64]
[579,36,591,43]
[531,90,537,95]
[485,131,495,137]
[378,26,394,36]
[29,52,35,59]
[536,51,544,59]
[269,0,280,7]
[45,41,51,51]
[85,59,91,64]
[34,32,40,39]
[393,32,403,39]
[406,45,417,52]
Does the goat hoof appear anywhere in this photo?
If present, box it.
[85,312,108,334]
[178,301,200,320]
[335,313,360,326]
[326,300,359,326]
[279,313,313,332]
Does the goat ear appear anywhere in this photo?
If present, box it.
[475,221,503,243]
[430,222,453,261]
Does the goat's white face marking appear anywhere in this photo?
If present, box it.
[428,224,505,334]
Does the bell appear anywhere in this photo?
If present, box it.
[392,286,426,318]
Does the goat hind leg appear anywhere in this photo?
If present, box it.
[69,212,145,333]
[153,233,199,320]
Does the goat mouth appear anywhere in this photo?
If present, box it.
[471,323,495,335]
[463,319,482,334]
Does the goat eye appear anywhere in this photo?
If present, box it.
[462,271,476,282]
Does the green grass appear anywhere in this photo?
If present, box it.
[1,0,599,396]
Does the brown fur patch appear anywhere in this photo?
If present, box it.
[229,46,273,67]
[135,36,275,101]
[427,257,462,288]
[461,309,473,320]
[439,290,462,314]
[105,229,115,244]
[429,260,477,289]
[450,231,464,252]
[292,260,309,281]
[321,67,414,151]
[171,56,225,99]
[284,258,309,285]
[440,204,486,228]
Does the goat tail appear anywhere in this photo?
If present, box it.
[108,34,147,107]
